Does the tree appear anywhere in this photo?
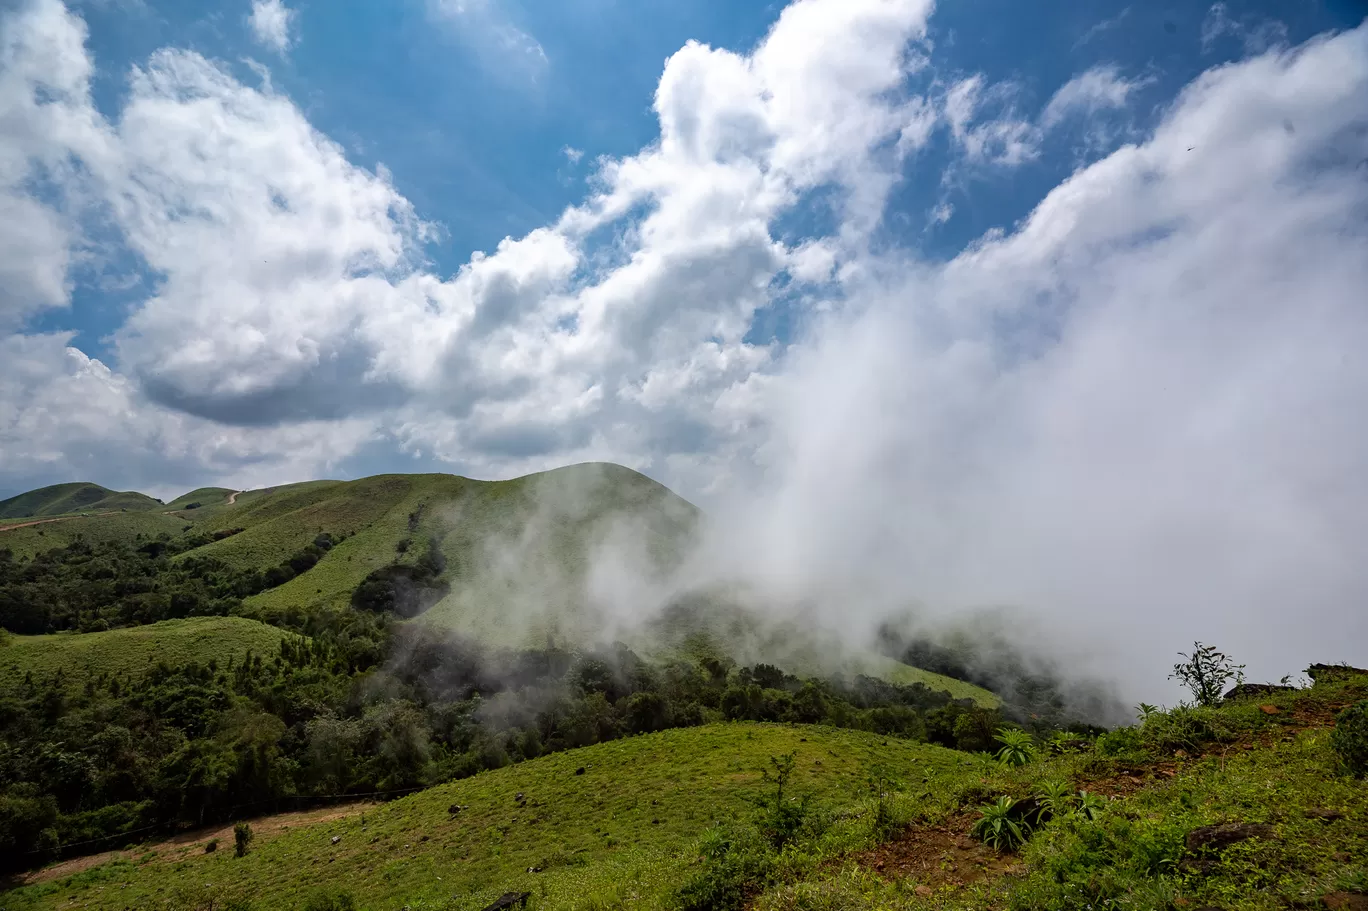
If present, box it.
[1170,642,1245,707]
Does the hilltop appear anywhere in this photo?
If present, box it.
[0,483,162,520]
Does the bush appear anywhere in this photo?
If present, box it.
[233,822,253,857]
[994,728,1037,766]
[1331,700,1368,777]
[972,796,1027,852]
[1170,642,1244,707]
[676,824,775,911]
[301,887,356,911]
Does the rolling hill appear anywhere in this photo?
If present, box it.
[0,483,162,520]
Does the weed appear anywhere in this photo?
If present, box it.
[994,728,1037,767]
[1075,791,1107,822]
[1036,779,1075,818]
[972,796,1027,852]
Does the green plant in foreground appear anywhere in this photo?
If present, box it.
[1170,641,1245,707]
[1331,699,1368,777]
[994,728,1037,767]
[1076,791,1107,822]
[1037,779,1076,818]
[233,822,253,858]
[971,796,1027,852]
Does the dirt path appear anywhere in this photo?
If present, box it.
[225,490,242,505]
[12,802,376,887]
[0,516,76,533]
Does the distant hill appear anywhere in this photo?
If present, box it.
[0,482,161,520]
[163,487,237,511]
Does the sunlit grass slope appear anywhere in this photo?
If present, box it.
[163,488,236,511]
[0,617,295,695]
[2,723,976,911]
[0,483,161,520]
[0,511,192,560]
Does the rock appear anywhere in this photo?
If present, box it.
[480,892,532,911]
[1259,704,1282,715]
[1222,683,1295,701]
[527,866,541,874]
[915,885,933,897]
[449,804,463,815]
[575,767,585,775]
[1185,822,1273,854]
[515,792,525,803]
[1306,809,1346,822]
[1322,893,1368,911]
[331,836,341,845]
[1006,796,1049,828]
[1307,664,1368,683]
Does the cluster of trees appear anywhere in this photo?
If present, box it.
[0,534,341,635]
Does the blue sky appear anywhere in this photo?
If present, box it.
[3,0,1368,684]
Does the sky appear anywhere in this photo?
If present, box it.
[2,0,1367,692]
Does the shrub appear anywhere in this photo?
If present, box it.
[972,796,1027,852]
[233,822,253,857]
[676,824,775,911]
[1170,642,1245,707]
[302,887,357,911]
[1095,726,1144,757]
[1331,699,1368,777]
[752,752,811,850]
[205,838,218,853]
[994,728,1037,767]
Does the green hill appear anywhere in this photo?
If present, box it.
[0,483,161,520]
[164,488,237,511]
[0,510,192,560]
[0,617,297,695]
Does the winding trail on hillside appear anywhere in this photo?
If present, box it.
[225,490,241,505]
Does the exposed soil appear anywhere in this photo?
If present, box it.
[225,490,241,505]
[10,803,376,887]
[0,516,76,533]
[849,813,1026,894]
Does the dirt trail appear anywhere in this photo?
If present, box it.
[12,802,376,887]
[0,516,76,533]
[225,490,241,505]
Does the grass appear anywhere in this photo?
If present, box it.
[0,617,296,695]
[0,723,980,911]
[747,670,1368,911]
[0,483,161,520]
[163,488,236,511]
[0,511,194,560]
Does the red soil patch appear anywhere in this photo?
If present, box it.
[850,814,1026,893]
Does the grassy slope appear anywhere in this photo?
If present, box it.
[0,512,193,560]
[164,488,236,511]
[0,483,162,520]
[0,617,295,694]
[1,724,977,911]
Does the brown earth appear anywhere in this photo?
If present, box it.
[848,813,1026,895]
[9,803,376,887]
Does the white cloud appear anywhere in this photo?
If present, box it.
[943,75,1039,166]
[561,145,583,164]
[1201,2,1289,55]
[248,0,296,54]
[428,0,548,83]
[1041,64,1149,129]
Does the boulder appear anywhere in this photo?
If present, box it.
[1185,822,1273,854]
[1322,893,1368,911]
[1222,683,1295,702]
[480,892,531,911]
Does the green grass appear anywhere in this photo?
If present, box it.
[0,617,296,694]
[0,511,193,560]
[164,488,236,511]
[0,724,979,911]
[0,483,161,520]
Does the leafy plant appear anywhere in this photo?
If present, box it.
[1037,779,1076,818]
[971,796,1027,852]
[233,822,253,858]
[752,751,812,849]
[1170,642,1245,707]
[1136,703,1161,720]
[1046,731,1093,755]
[1076,791,1107,822]
[1331,699,1368,777]
[994,728,1037,767]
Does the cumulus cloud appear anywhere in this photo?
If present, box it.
[248,0,296,54]
[2,0,1367,698]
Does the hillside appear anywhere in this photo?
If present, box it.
[0,617,296,696]
[0,483,161,520]
[6,667,1366,911]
